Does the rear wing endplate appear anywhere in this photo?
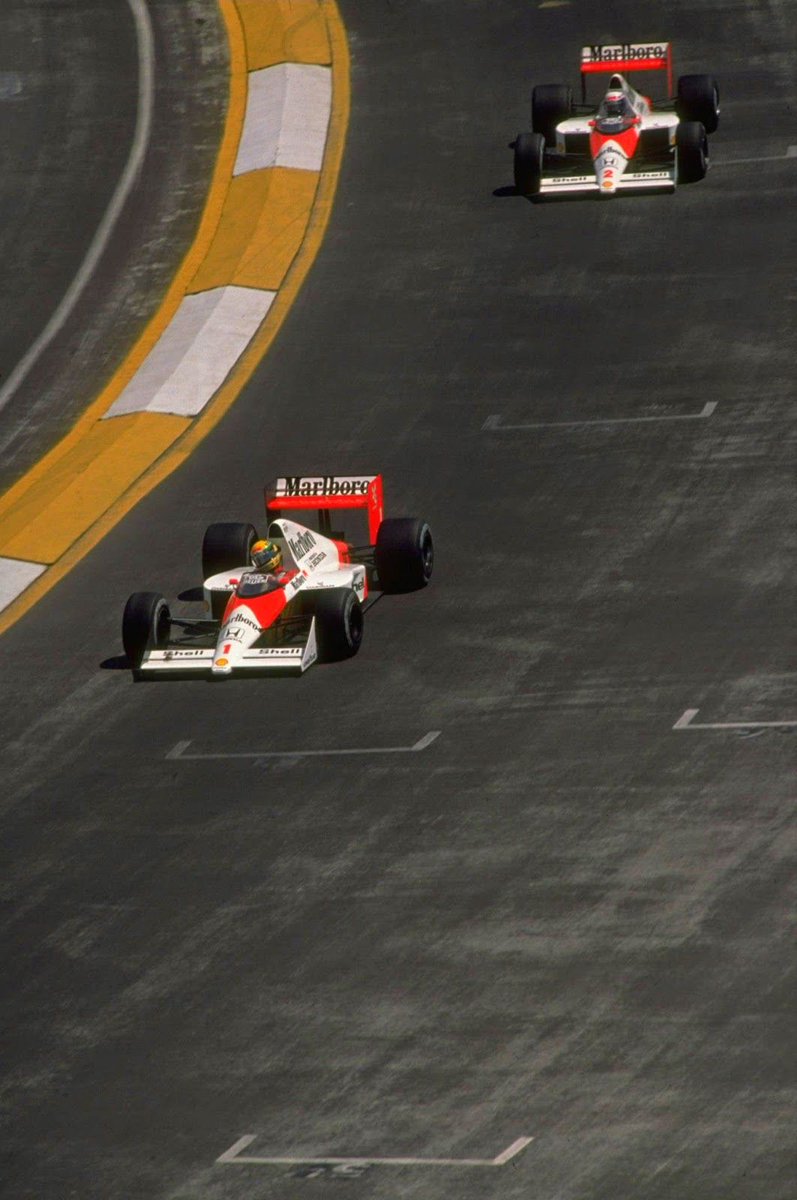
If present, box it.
[265,475,384,543]
[580,42,673,100]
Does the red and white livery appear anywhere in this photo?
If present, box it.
[121,474,433,679]
[514,42,720,198]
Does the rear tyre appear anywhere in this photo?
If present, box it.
[513,131,545,197]
[676,121,708,183]
[201,522,258,579]
[312,588,363,662]
[122,591,170,674]
[375,517,434,593]
[531,83,572,146]
[676,74,719,134]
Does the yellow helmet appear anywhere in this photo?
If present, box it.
[251,539,282,572]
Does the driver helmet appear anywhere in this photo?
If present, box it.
[602,90,627,119]
[251,539,282,572]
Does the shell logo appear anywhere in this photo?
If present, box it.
[215,657,229,668]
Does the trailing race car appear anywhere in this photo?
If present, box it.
[514,42,719,198]
[121,474,433,678]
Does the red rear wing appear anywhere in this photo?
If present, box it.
[265,475,384,543]
[580,42,673,96]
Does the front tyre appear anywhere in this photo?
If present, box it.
[312,588,364,662]
[122,591,170,674]
[514,131,545,197]
[375,517,434,593]
[676,74,719,134]
[676,121,708,184]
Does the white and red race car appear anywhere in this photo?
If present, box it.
[121,474,433,679]
[514,42,719,198]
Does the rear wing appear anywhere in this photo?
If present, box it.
[265,475,384,543]
[580,42,673,101]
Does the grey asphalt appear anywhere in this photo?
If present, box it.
[1,2,795,1198]
[0,0,228,492]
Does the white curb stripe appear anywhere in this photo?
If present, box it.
[104,59,332,423]
[235,63,332,174]
[0,558,47,613]
[104,286,276,417]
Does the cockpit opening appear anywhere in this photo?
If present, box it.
[595,89,636,133]
[236,573,283,598]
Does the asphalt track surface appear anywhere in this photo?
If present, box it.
[0,0,227,493]
[1,3,795,1198]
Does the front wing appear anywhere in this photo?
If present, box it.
[137,617,319,676]
[539,168,675,196]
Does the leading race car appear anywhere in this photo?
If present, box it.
[514,42,720,198]
[121,474,433,679]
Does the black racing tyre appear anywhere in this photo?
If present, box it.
[312,588,363,662]
[513,131,545,197]
[201,522,258,580]
[531,83,572,146]
[676,121,708,183]
[375,517,434,593]
[122,591,170,672]
[676,74,719,134]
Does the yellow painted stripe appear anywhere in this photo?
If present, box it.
[237,0,331,69]
[0,415,189,562]
[189,167,319,292]
[0,0,349,635]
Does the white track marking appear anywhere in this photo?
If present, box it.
[412,730,442,751]
[166,732,441,760]
[0,557,46,613]
[235,63,332,174]
[217,1134,533,1168]
[0,0,154,414]
[104,286,275,416]
[673,708,797,731]
[166,740,192,760]
[714,145,797,166]
[483,402,716,431]
[493,1137,535,1164]
[217,1136,257,1163]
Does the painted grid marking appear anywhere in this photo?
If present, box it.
[713,145,797,167]
[483,401,716,432]
[673,708,797,731]
[166,731,441,761]
[217,1134,533,1168]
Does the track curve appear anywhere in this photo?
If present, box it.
[0,2,794,1198]
[0,0,228,491]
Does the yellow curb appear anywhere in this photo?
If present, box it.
[0,0,349,635]
[189,167,319,293]
[236,0,331,69]
[0,415,189,562]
